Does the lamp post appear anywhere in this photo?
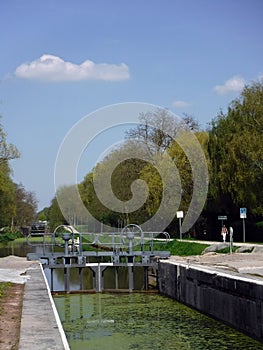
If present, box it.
[176,211,184,240]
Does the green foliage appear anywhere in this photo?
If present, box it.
[0,117,37,228]
[37,207,49,221]
[13,183,38,226]
[0,118,19,226]
[254,221,263,238]
[0,231,23,243]
[47,196,67,231]
[79,142,154,228]
[45,92,263,241]
[79,171,115,227]
[256,221,263,229]
[0,163,16,226]
[208,81,263,216]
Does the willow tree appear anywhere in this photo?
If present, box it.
[79,142,151,228]
[209,81,263,216]
[77,110,203,231]
[140,131,209,234]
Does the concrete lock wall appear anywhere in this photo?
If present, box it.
[158,261,263,342]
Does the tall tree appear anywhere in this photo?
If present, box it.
[0,161,16,227]
[13,183,38,226]
[126,108,179,156]
[47,196,67,231]
[209,81,263,216]
[126,109,200,156]
[0,117,20,227]
[79,143,150,228]
[77,110,204,232]
[140,131,209,235]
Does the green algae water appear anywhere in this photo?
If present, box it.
[54,293,263,350]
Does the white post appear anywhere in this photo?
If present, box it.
[177,211,184,240]
[179,218,182,240]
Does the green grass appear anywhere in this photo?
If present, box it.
[12,237,27,243]
[153,239,209,256]
[0,282,11,300]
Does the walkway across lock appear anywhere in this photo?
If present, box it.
[27,224,171,293]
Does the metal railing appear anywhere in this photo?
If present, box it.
[27,224,170,255]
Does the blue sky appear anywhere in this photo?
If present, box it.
[0,0,262,210]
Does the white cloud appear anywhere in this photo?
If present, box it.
[214,75,245,95]
[15,54,130,82]
[172,100,189,108]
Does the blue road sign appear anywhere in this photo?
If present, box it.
[240,208,247,219]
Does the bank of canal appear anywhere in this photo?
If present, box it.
[2,239,263,348]
[54,293,263,350]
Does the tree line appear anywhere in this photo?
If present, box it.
[0,118,37,231]
[43,81,263,241]
[3,81,263,241]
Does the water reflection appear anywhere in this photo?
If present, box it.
[0,240,66,258]
[54,293,263,350]
[44,266,147,292]
[0,241,36,257]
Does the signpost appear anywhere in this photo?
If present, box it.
[177,211,184,240]
[218,215,227,227]
[240,208,247,242]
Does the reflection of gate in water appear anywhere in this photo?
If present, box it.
[27,224,170,293]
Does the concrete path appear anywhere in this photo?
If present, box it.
[175,240,263,279]
[169,252,263,281]
[19,262,69,350]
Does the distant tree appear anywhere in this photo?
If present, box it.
[0,161,16,227]
[0,117,20,227]
[13,183,38,226]
[37,207,50,221]
[47,196,67,231]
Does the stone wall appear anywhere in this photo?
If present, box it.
[158,261,263,342]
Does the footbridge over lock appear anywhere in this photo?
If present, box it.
[27,224,170,293]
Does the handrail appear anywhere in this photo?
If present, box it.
[26,224,171,254]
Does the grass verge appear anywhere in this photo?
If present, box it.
[152,239,210,256]
[0,282,12,324]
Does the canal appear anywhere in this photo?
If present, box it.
[1,240,263,349]
[54,293,263,350]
